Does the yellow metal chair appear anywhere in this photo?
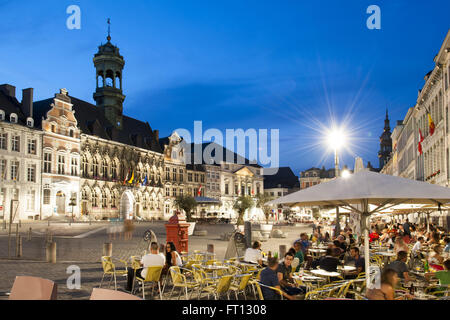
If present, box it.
[248,268,263,298]
[134,266,163,300]
[129,256,141,293]
[255,282,284,300]
[229,274,252,300]
[100,256,128,290]
[200,275,233,300]
[169,266,200,300]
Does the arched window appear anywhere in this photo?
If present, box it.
[82,155,89,178]
[111,160,117,180]
[97,71,104,88]
[101,189,107,208]
[82,189,89,201]
[105,70,114,87]
[102,158,108,178]
[92,190,98,207]
[92,157,99,177]
[111,190,117,208]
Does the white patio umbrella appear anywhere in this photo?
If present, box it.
[267,170,450,289]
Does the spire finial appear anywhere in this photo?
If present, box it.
[386,108,389,119]
[107,18,111,42]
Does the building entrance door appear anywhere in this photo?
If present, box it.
[56,191,66,214]
[120,190,135,220]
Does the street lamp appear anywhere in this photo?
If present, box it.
[327,127,347,236]
[69,196,76,226]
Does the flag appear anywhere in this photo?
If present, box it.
[197,185,202,196]
[418,129,424,155]
[251,188,255,196]
[123,170,129,185]
[428,113,435,136]
[127,170,134,184]
[142,174,148,186]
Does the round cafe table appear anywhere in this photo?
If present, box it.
[308,249,326,259]
[338,265,356,273]
[310,269,341,283]
[374,251,396,264]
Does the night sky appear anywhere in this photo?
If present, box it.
[1,0,449,175]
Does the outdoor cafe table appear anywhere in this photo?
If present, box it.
[201,265,229,277]
[374,251,396,264]
[292,273,326,291]
[338,265,356,274]
[310,269,341,283]
[308,249,326,259]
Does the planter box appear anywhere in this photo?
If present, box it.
[260,224,273,238]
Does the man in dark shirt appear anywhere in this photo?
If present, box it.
[277,253,306,296]
[345,247,365,279]
[385,251,411,282]
[259,257,293,300]
[319,248,339,272]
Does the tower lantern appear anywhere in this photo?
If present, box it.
[93,18,125,129]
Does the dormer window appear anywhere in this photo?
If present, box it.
[26,117,34,128]
[0,110,4,121]
[10,113,17,124]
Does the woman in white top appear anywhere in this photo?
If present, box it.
[162,242,183,275]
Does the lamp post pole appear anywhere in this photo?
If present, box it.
[334,147,341,236]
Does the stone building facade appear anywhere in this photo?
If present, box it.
[0,85,42,221]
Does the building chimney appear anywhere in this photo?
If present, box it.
[153,129,159,142]
[22,88,33,118]
[0,84,16,98]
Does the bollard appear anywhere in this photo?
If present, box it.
[207,244,214,254]
[46,242,57,263]
[103,243,112,257]
[28,227,32,241]
[16,235,22,257]
[279,245,287,259]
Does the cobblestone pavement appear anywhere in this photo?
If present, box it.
[0,222,311,300]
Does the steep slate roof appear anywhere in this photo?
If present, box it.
[186,142,262,168]
[0,90,28,126]
[33,96,162,153]
[263,167,300,189]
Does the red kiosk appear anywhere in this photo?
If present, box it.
[165,211,189,253]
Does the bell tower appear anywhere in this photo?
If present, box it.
[378,109,392,169]
[93,19,125,129]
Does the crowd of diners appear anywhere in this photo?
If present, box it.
[251,218,450,300]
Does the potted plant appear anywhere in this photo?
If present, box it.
[174,195,198,235]
[233,195,254,231]
[255,193,274,237]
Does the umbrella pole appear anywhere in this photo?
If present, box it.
[364,221,370,289]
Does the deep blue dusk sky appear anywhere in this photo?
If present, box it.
[1,0,449,175]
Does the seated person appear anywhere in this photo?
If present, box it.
[291,241,305,272]
[244,241,263,266]
[345,247,365,278]
[277,252,306,296]
[443,237,450,253]
[385,251,411,282]
[428,244,445,270]
[126,242,165,291]
[259,257,294,300]
[369,228,380,243]
[366,269,413,300]
[411,237,425,259]
[319,248,339,272]
[425,259,450,287]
